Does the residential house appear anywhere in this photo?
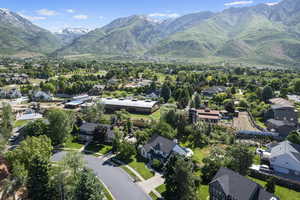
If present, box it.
[266,141,300,177]
[202,86,227,97]
[209,167,279,200]
[189,108,222,124]
[100,98,160,114]
[0,88,22,99]
[88,85,105,96]
[268,104,298,123]
[65,94,92,109]
[140,135,193,164]
[266,119,297,138]
[32,91,53,102]
[79,122,115,143]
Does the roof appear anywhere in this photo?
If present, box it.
[237,130,279,137]
[100,98,158,109]
[65,100,83,106]
[202,86,226,94]
[143,135,176,156]
[271,104,294,110]
[197,109,220,115]
[270,98,293,107]
[80,123,114,136]
[198,115,221,120]
[270,141,300,163]
[211,167,279,200]
[266,119,295,127]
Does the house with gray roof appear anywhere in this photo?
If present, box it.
[140,135,192,164]
[209,167,279,200]
[79,122,115,143]
[32,91,53,102]
[268,141,300,177]
[266,119,297,138]
[201,86,227,97]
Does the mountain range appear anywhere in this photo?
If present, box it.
[1,0,300,66]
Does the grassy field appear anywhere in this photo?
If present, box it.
[156,184,166,194]
[84,143,112,155]
[129,108,161,121]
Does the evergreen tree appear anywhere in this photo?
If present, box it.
[0,103,14,139]
[262,86,273,102]
[27,156,52,200]
[75,169,104,200]
[164,156,198,200]
[194,93,201,109]
[161,84,171,103]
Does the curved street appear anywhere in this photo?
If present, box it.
[51,151,151,200]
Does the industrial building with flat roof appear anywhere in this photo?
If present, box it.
[99,98,159,114]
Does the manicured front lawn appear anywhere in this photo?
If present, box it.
[156,184,166,194]
[149,191,159,200]
[14,120,30,128]
[128,157,154,180]
[64,140,84,150]
[120,166,142,182]
[84,143,112,155]
[249,177,300,200]
[191,146,211,165]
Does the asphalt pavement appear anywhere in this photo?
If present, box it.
[51,151,151,200]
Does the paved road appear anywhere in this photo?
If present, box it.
[51,151,151,200]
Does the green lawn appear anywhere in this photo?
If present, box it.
[149,191,159,200]
[14,120,30,128]
[129,108,161,121]
[84,143,112,155]
[249,177,300,200]
[64,139,84,150]
[128,157,154,180]
[120,166,142,182]
[156,184,166,194]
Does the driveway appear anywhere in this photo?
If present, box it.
[51,151,151,200]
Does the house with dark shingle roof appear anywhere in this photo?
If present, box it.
[209,167,279,200]
[140,134,191,163]
[79,122,115,143]
[201,86,227,97]
[266,119,297,138]
[268,141,300,177]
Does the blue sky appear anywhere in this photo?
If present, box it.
[1,0,280,32]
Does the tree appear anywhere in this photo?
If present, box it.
[294,79,300,94]
[27,156,52,200]
[194,93,201,109]
[82,101,104,123]
[265,177,276,194]
[262,86,273,102]
[0,103,14,140]
[47,109,74,146]
[112,128,122,153]
[226,144,254,176]
[6,135,53,171]
[118,142,136,161]
[74,169,104,200]
[151,121,176,139]
[224,99,235,113]
[161,84,171,103]
[93,126,107,144]
[23,119,48,137]
[164,156,198,200]
[201,147,225,184]
[0,176,21,200]
[287,131,300,145]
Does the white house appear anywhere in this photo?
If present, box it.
[268,141,300,176]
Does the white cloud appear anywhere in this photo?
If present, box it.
[99,16,105,20]
[36,9,58,16]
[265,2,279,6]
[18,12,46,21]
[73,14,88,20]
[224,1,253,6]
[66,9,75,13]
[148,13,180,18]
